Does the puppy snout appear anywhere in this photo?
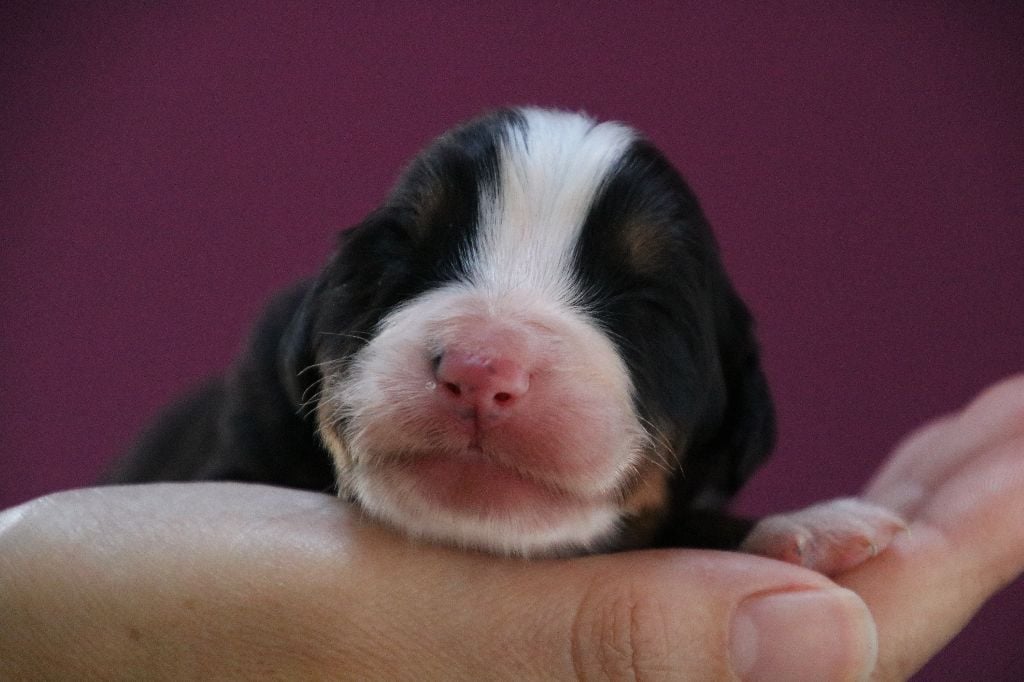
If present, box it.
[434,348,530,421]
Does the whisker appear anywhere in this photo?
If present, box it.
[635,414,678,474]
[317,330,374,343]
[298,357,349,376]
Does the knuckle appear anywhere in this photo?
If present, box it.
[571,579,673,681]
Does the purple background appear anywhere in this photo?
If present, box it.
[2,2,1021,678]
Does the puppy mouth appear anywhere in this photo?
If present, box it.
[379,446,602,517]
[322,407,654,555]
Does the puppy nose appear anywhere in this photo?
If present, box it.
[434,349,530,421]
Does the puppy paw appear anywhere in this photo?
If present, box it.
[739,497,908,576]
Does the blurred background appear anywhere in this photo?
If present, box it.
[2,2,1021,678]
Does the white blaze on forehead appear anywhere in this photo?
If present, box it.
[471,109,636,300]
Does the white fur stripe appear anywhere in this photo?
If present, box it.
[470,108,635,302]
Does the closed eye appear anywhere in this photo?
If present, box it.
[612,283,679,320]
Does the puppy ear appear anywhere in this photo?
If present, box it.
[716,292,770,489]
[704,277,776,496]
[276,277,324,410]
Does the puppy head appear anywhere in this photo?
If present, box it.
[283,108,773,556]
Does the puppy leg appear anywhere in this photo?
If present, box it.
[740,498,908,576]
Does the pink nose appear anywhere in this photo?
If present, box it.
[434,349,530,421]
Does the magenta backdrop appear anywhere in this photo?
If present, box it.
[2,2,1022,678]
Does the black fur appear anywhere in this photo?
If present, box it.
[106,109,775,552]
[107,283,336,491]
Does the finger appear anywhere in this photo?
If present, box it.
[552,552,878,681]
[838,516,1022,681]
[864,373,1024,517]
[0,483,880,681]
[862,375,1024,582]
[841,376,1024,679]
[915,432,1024,586]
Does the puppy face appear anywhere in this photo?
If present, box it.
[287,108,772,556]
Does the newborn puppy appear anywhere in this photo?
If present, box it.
[109,108,904,570]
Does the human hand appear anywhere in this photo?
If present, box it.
[0,483,875,680]
[836,373,1024,679]
[1,375,1021,680]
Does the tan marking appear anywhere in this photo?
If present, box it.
[621,216,672,274]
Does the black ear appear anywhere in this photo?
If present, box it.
[276,277,325,410]
[649,270,776,550]
[712,287,776,492]
[664,256,776,517]
[697,273,777,500]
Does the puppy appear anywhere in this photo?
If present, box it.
[108,108,904,570]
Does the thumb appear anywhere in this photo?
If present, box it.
[457,550,879,681]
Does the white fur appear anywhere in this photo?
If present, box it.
[352,467,625,557]
[472,108,635,302]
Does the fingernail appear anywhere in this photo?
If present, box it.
[730,587,877,681]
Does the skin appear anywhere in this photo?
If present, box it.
[1,374,1022,681]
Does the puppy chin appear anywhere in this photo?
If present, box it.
[349,467,624,557]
